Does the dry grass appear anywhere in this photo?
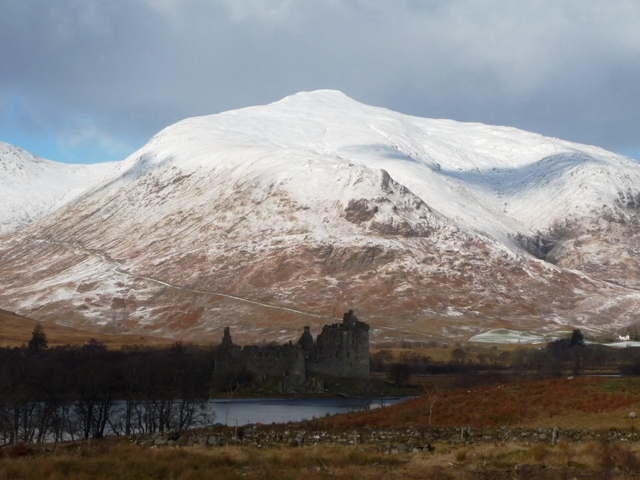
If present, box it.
[370,342,525,363]
[438,440,640,478]
[3,439,640,479]
[0,309,174,349]
[0,442,408,480]
[307,377,640,430]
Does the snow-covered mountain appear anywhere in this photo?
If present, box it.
[0,142,116,235]
[1,91,639,343]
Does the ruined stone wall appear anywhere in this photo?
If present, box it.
[214,337,306,387]
[140,425,633,450]
[241,345,305,384]
[214,311,369,383]
[307,311,370,379]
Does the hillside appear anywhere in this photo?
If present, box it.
[0,309,173,348]
[307,377,640,430]
[0,142,115,235]
[1,91,639,343]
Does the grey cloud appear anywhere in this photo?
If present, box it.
[1,0,639,161]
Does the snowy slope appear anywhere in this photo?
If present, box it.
[105,89,640,244]
[0,142,116,235]
[1,91,640,342]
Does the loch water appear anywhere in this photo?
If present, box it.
[208,396,412,426]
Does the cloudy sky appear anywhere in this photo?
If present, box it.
[1,0,639,164]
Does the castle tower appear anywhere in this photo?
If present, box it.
[221,327,233,348]
[308,310,370,379]
[343,310,357,328]
[297,326,315,360]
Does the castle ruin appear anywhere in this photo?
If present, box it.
[214,310,369,388]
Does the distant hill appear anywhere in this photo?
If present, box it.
[0,309,172,348]
[0,142,115,235]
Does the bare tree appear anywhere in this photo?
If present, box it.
[423,385,440,425]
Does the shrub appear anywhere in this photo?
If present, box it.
[9,442,30,458]
[601,441,640,473]
[455,449,467,462]
[531,443,548,462]
[388,363,411,386]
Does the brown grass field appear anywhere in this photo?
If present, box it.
[2,436,640,479]
[0,309,174,349]
[370,343,524,363]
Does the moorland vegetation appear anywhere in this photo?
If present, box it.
[4,325,640,477]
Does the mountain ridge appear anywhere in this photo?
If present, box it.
[1,90,639,343]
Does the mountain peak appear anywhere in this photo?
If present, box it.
[273,89,361,108]
[279,89,354,102]
[133,91,637,240]
[2,97,640,342]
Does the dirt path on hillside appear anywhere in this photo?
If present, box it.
[33,237,341,321]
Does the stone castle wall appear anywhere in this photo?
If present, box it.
[306,311,370,379]
[214,311,369,384]
[241,344,306,385]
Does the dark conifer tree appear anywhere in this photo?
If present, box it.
[570,328,585,347]
[27,324,48,353]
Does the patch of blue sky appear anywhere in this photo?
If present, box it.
[619,150,640,163]
[0,98,133,164]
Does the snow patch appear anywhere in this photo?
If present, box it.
[469,329,559,344]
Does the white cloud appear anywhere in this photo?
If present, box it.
[57,122,132,162]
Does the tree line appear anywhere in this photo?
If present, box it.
[372,329,640,386]
[0,329,215,446]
